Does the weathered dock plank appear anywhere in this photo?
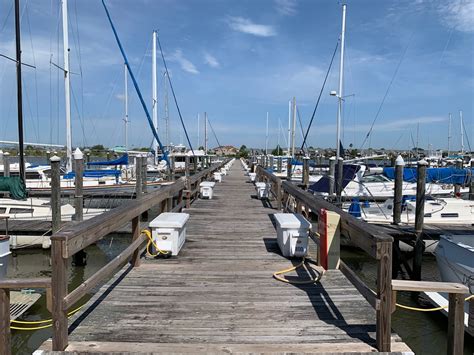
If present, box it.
[38,162,411,354]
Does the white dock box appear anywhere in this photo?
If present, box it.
[0,236,10,279]
[255,182,269,199]
[274,213,310,257]
[213,172,222,182]
[149,213,189,256]
[249,172,256,182]
[200,181,216,199]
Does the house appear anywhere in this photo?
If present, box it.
[212,145,239,156]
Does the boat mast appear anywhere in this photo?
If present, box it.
[197,113,200,148]
[152,30,158,164]
[164,71,169,149]
[447,113,451,157]
[277,118,281,153]
[287,100,291,156]
[204,112,208,153]
[14,0,25,181]
[291,98,296,157]
[62,0,72,172]
[460,110,464,154]
[335,4,346,161]
[265,112,269,155]
[124,64,129,152]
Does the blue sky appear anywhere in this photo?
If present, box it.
[0,0,472,151]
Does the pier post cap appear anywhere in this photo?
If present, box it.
[395,155,405,166]
[3,151,9,156]
[303,156,310,160]
[73,147,83,160]
[417,159,428,166]
[337,157,343,161]
[46,150,50,154]
[329,156,336,161]
[50,155,61,163]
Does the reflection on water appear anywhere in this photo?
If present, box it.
[7,235,131,355]
[342,248,474,355]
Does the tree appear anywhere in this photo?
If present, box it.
[271,145,283,156]
[237,145,249,158]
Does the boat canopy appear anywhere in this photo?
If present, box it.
[63,170,121,180]
[87,154,128,166]
[308,164,361,193]
[0,177,28,200]
[383,167,472,185]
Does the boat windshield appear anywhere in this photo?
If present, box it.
[361,175,390,183]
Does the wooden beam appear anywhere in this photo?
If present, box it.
[340,261,378,310]
[376,241,392,352]
[0,288,10,355]
[392,280,469,294]
[0,278,51,289]
[447,293,465,355]
[51,239,68,351]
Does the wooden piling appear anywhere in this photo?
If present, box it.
[454,159,462,195]
[302,157,309,187]
[447,293,465,355]
[470,160,474,200]
[413,159,427,281]
[393,155,404,225]
[73,149,84,222]
[336,157,343,202]
[277,157,282,173]
[141,155,147,194]
[3,152,10,177]
[269,155,274,171]
[50,156,61,234]
[135,156,142,199]
[328,157,336,198]
[185,156,190,190]
[286,158,292,181]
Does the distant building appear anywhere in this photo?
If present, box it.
[212,145,239,156]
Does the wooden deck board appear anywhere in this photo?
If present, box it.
[39,162,411,354]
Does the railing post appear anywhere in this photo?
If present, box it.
[328,157,336,198]
[51,156,62,234]
[2,152,10,177]
[447,293,465,355]
[469,160,474,200]
[303,156,309,187]
[276,180,282,211]
[73,148,83,222]
[393,155,404,225]
[51,239,68,351]
[0,288,11,355]
[130,216,141,267]
[376,241,392,352]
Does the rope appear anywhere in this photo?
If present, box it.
[10,304,84,331]
[396,294,473,312]
[273,257,324,285]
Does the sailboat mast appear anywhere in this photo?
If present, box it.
[291,97,296,157]
[14,0,25,181]
[124,64,129,151]
[152,30,158,163]
[460,110,464,154]
[204,112,208,153]
[164,72,169,149]
[447,113,451,157]
[335,3,346,161]
[287,100,291,156]
[197,113,200,148]
[265,112,269,155]
[62,0,72,172]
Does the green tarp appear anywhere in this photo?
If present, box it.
[0,177,28,200]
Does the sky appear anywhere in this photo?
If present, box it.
[0,0,473,152]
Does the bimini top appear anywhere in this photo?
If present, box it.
[308,164,361,194]
[87,154,129,166]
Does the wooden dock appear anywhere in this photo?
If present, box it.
[37,163,411,353]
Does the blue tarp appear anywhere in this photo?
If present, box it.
[87,154,128,166]
[308,165,361,193]
[63,169,121,180]
[383,167,472,185]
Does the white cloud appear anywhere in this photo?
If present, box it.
[228,17,276,37]
[204,52,220,68]
[275,0,297,16]
[438,0,474,33]
[169,49,199,74]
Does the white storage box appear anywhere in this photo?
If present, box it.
[274,213,310,257]
[213,172,222,182]
[255,182,269,199]
[220,168,227,176]
[0,236,10,279]
[249,172,256,182]
[149,213,189,256]
[200,181,216,199]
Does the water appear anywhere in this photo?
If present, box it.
[6,239,473,354]
[7,235,131,355]
[342,248,474,355]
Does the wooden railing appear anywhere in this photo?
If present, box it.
[255,165,469,354]
[0,161,226,354]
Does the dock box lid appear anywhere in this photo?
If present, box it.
[149,213,190,228]
[200,181,216,187]
[274,213,311,229]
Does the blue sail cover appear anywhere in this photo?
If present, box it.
[63,170,121,180]
[87,154,129,166]
[308,164,361,193]
[383,167,472,185]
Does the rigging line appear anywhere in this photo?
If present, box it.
[127,37,151,110]
[462,118,471,152]
[207,117,223,156]
[102,0,168,163]
[359,31,414,150]
[156,33,195,156]
[296,107,309,152]
[22,78,39,143]
[0,2,13,34]
[70,84,88,147]
[300,40,339,152]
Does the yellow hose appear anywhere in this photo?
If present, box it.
[396,294,474,312]
[142,229,170,257]
[273,257,324,284]
[10,304,84,331]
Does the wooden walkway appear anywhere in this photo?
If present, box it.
[38,163,411,354]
